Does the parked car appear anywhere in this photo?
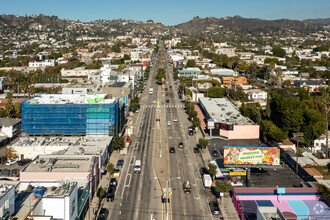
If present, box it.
[33,186,47,200]
[209,201,221,215]
[169,147,175,153]
[109,178,117,188]
[167,121,171,126]
[178,142,184,148]
[6,159,17,166]
[106,186,115,202]
[98,208,109,220]
[211,186,221,198]
[193,148,200,153]
[153,99,156,104]
[116,160,124,169]
[212,150,219,158]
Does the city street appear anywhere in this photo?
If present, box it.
[106,48,219,220]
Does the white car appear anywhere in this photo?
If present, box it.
[173,117,178,122]
[6,159,17,166]
[167,121,171,126]
[153,100,156,104]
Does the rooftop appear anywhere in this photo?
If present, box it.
[24,94,116,104]
[24,155,94,172]
[199,97,255,126]
[0,118,20,127]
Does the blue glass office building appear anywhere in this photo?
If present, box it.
[22,94,119,136]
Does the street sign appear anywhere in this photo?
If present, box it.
[168,187,172,199]
[208,119,215,129]
[162,188,167,199]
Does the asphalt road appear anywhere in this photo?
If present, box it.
[106,47,219,220]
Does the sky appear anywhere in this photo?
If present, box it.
[0,0,329,26]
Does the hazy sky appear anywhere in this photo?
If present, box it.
[1,0,329,25]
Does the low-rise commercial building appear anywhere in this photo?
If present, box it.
[0,181,18,219]
[198,97,259,139]
[222,77,247,87]
[0,118,21,138]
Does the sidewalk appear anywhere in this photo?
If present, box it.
[194,126,240,220]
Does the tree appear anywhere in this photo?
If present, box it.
[106,163,115,175]
[188,110,197,118]
[198,138,208,149]
[317,184,330,200]
[261,120,288,142]
[5,147,19,160]
[186,60,196,67]
[111,136,125,151]
[215,180,232,193]
[14,102,21,118]
[155,68,166,84]
[192,117,200,128]
[272,47,286,57]
[111,44,121,53]
[206,87,226,98]
[208,163,217,176]
[96,187,105,200]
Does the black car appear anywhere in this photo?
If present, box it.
[189,130,194,136]
[166,99,169,103]
[156,118,160,121]
[109,178,117,188]
[209,201,221,215]
[211,187,221,199]
[116,159,124,169]
[169,147,175,153]
[212,150,219,157]
[107,186,115,202]
[178,142,184,148]
[193,147,200,153]
[169,86,172,89]
[200,167,209,177]
[98,208,109,220]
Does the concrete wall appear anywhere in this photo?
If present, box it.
[0,185,15,218]
[220,124,259,139]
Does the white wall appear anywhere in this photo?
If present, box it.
[0,185,16,218]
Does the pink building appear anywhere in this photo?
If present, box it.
[198,97,259,139]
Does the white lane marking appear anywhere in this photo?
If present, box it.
[130,156,136,166]
[138,130,142,137]
[134,143,139,150]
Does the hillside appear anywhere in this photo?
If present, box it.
[174,16,329,35]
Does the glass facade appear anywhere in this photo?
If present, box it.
[22,101,119,136]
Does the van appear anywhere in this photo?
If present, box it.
[134,160,141,173]
[203,174,212,188]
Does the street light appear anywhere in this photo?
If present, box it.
[166,176,181,220]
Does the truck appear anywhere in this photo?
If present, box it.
[202,174,212,188]
[149,87,153,95]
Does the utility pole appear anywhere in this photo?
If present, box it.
[293,133,304,174]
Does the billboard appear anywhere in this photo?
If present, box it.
[207,119,215,129]
[224,146,280,166]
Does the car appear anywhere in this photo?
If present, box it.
[178,142,184,148]
[109,178,117,188]
[189,130,194,136]
[156,118,160,121]
[98,208,109,220]
[167,121,171,126]
[116,159,124,169]
[165,88,168,91]
[6,159,17,166]
[209,201,221,215]
[166,99,169,103]
[135,109,139,113]
[169,86,172,89]
[183,181,191,193]
[153,100,156,104]
[113,169,121,178]
[169,147,175,153]
[212,150,219,157]
[173,117,177,122]
[193,148,200,153]
[200,167,209,177]
[211,186,221,199]
[106,186,115,202]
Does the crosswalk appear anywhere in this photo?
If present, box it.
[141,105,185,108]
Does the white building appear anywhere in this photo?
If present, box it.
[61,67,99,77]
[0,118,21,138]
[131,48,142,61]
[243,89,268,101]
[0,182,17,219]
[210,69,238,77]
[28,59,57,68]
[313,132,330,154]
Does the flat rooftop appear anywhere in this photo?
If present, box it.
[25,94,116,104]
[24,155,94,172]
[199,97,255,126]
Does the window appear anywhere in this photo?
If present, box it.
[71,199,76,216]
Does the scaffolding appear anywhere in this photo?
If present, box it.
[22,101,119,136]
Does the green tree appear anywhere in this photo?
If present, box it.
[111,136,125,151]
[186,59,196,67]
[111,45,121,53]
[192,117,200,128]
[272,47,286,57]
[206,87,226,98]
[188,110,197,118]
[261,120,288,142]
[106,163,115,175]
[155,68,166,84]
[208,163,217,176]
[215,180,232,193]
[317,184,330,200]
[198,138,208,149]
[96,187,105,199]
